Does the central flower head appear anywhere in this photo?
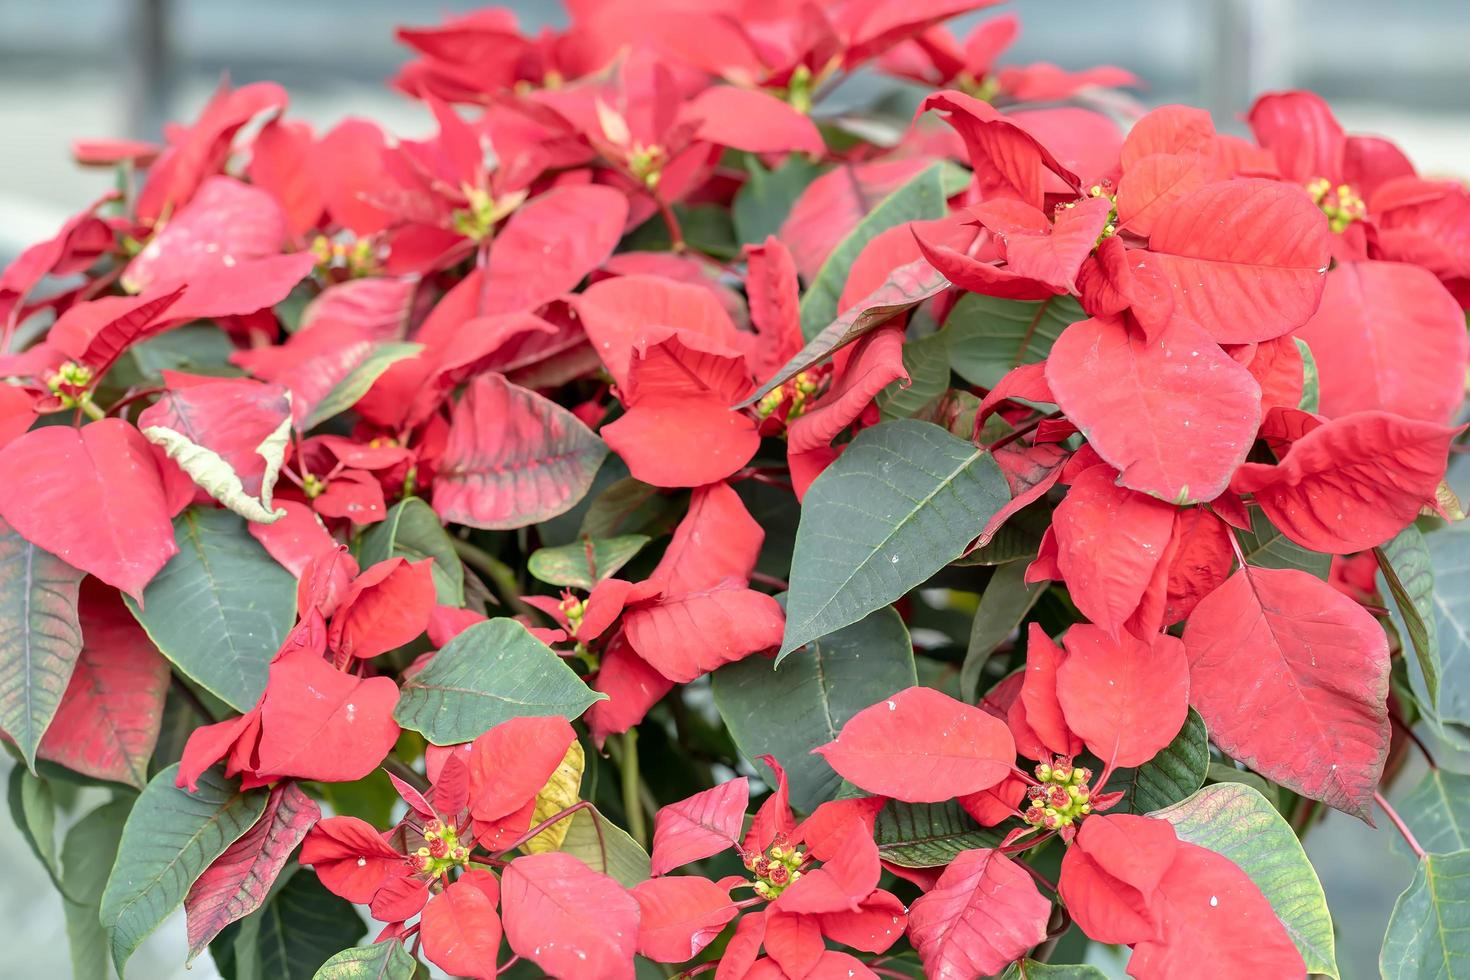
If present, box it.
[408,818,470,877]
[1306,177,1366,232]
[1023,759,1094,830]
[743,832,806,900]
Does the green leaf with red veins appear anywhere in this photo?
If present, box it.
[0,516,84,771]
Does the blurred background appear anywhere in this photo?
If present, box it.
[1,0,1465,976]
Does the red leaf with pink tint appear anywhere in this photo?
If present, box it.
[744,237,804,380]
[632,876,739,962]
[254,649,402,783]
[247,119,323,237]
[814,687,1015,802]
[1294,260,1469,423]
[166,251,317,323]
[977,197,1112,293]
[787,325,909,457]
[817,889,908,953]
[1230,410,1458,553]
[468,716,576,822]
[37,580,168,788]
[1162,509,1234,625]
[602,335,758,488]
[1055,625,1189,768]
[1121,105,1216,170]
[125,176,286,293]
[329,557,435,659]
[433,373,608,530]
[1243,335,1306,413]
[301,276,416,340]
[773,821,881,914]
[1247,90,1345,186]
[762,907,824,977]
[1115,152,1209,238]
[420,869,502,980]
[480,185,629,317]
[576,274,742,388]
[624,584,786,683]
[1140,178,1331,344]
[1047,314,1260,503]
[185,782,320,961]
[300,815,405,904]
[1057,813,1177,944]
[907,848,1050,977]
[248,500,337,577]
[502,852,640,980]
[1047,463,1175,637]
[650,779,749,875]
[0,419,176,600]
[1183,565,1390,819]
[779,158,934,280]
[1018,623,1081,759]
[683,86,825,155]
[48,288,188,375]
[920,90,1079,208]
[1127,841,1305,979]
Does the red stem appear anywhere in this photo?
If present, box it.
[1390,713,1438,770]
[490,800,598,859]
[653,192,686,252]
[1375,790,1427,859]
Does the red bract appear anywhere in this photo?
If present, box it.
[2,3,1461,978]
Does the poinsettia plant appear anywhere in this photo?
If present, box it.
[3,1,1469,977]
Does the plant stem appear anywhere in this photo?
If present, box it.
[491,800,593,857]
[170,674,217,724]
[1375,789,1427,859]
[1390,713,1438,770]
[653,193,686,253]
[618,729,648,847]
[452,538,533,617]
[984,410,1062,452]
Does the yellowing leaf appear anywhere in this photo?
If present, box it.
[524,740,584,853]
[143,408,291,525]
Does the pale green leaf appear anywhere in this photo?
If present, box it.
[100,764,268,975]
[713,605,915,812]
[1152,782,1338,977]
[945,293,1087,389]
[798,162,948,339]
[0,517,84,770]
[1109,708,1209,814]
[358,498,465,606]
[960,560,1045,700]
[226,867,367,980]
[1381,850,1470,979]
[733,156,823,245]
[528,535,650,591]
[126,508,297,712]
[1295,337,1319,413]
[1427,521,1470,745]
[877,331,951,421]
[1377,525,1439,711]
[143,408,291,524]
[1235,508,1331,580]
[558,805,651,888]
[874,801,1002,868]
[313,939,421,980]
[1001,961,1109,980]
[394,618,604,744]
[304,342,423,430]
[1401,769,1470,856]
[62,798,132,980]
[781,420,1009,657]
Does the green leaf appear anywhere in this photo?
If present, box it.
[394,618,604,744]
[1294,337,1319,413]
[733,156,823,245]
[131,324,242,380]
[781,420,1009,657]
[558,805,651,888]
[713,605,915,812]
[1000,962,1109,980]
[1400,769,1470,855]
[528,535,650,591]
[358,498,465,606]
[1204,761,1280,807]
[877,332,950,421]
[62,798,132,980]
[304,342,423,430]
[1152,782,1338,977]
[1235,508,1331,580]
[7,765,63,887]
[952,507,1050,568]
[100,764,269,975]
[960,561,1045,701]
[126,508,297,712]
[945,293,1087,389]
[798,162,948,340]
[1377,525,1439,710]
[874,800,1003,868]
[225,867,367,980]
[1427,521,1470,744]
[1381,850,1470,979]
[1109,708,1209,814]
[313,939,422,980]
[0,517,85,770]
